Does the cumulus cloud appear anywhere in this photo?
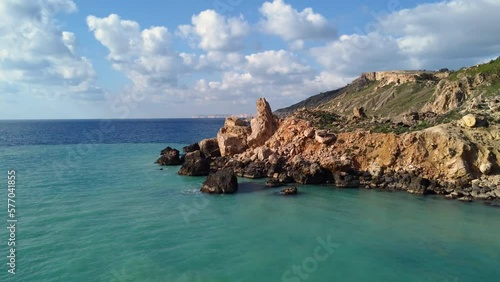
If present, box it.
[177,10,249,52]
[259,0,336,46]
[311,0,500,76]
[87,14,184,91]
[0,0,101,98]
[190,49,346,108]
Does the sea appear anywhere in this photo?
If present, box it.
[0,119,499,282]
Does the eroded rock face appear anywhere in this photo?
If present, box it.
[247,98,278,148]
[422,78,470,114]
[201,168,238,194]
[217,117,251,156]
[156,147,182,165]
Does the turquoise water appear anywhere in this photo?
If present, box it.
[0,143,499,281]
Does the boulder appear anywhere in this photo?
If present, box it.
[353,107,367,119]
[368,163,383,178]
[201,168,238,194]
[156,147,182,165]
[182,143,200,154]
[255,146,273,161]
[243,161,267,179]
[217,117,251,156]
[480,162,492,175]
[247,98,279,148]
[407,176,432,195]
[178,150,210,176]
[462,114,477,128]
[198,138,221,158]
[315,130,336,145]
[281,187,298,195]
[303,128,315,138]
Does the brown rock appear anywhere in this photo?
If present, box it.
[198,138,221,158]
[462,114,477,128]
[217,117,251,156]
[304,128,315,138]
[480,162,492,175]
[353,107,367,119]
[315,130,336,145]
[247,98,279,148]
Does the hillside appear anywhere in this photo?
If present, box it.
[275,57,500,119]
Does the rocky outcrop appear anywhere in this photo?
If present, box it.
[178,150,210,176]
[422,79,470,114]
[156,147,182,165]
[171,57,500,203]
[183,143,200,154]
[217,117,251,156]
[361,71,439,85]
[353,107,367,119]
[201,168,238,194]
[247,98,279,148]
[199,138,221,158]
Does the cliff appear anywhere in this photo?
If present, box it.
[157,58,500,202]
[275,58,500,118]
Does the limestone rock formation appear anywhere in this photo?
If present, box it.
[217,117,252,156]
[247,98,278,148]
[198,138,221,158]
[201,168,238,194]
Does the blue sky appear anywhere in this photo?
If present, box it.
[0,0,499,119]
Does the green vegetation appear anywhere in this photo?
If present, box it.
[448,56,500,81]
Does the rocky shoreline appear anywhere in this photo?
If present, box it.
[156,97,500,205]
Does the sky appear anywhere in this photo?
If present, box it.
[0,0,499,119]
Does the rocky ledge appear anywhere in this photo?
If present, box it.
[156,97,500,203]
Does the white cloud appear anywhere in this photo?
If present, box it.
[311,0,500,76]
[245,50,314,83]
[177,10,249,52]
[189,50,345,108]
[87,14,184,91]
[0,0,101,99]
[259,0,336,44]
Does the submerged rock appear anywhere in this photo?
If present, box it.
[201,168,238,194]
[280,187,298,195]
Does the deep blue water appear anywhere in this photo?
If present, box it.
[0,119,224,146]
[0,119,499,282]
